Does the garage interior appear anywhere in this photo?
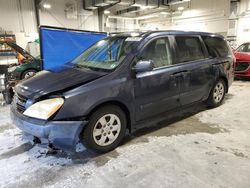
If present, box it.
[0,0,250,187]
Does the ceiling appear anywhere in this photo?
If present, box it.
[84,0,191,17]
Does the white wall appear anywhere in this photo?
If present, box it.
[108,0,230,34]
[236,0,250,45]
[0,0,38,49]
[0,0,37,33]
[39,0,99,31]
[15,33,39,50]
[0,0,100,49]
[39,0,79,29]
[139,0,230,35]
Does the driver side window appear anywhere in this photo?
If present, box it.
[237,43,250,53]
[138,38,172,69]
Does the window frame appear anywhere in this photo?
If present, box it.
[70,36,140,72]
[174,35,208,65]
[133,36,176,71]
[202,36,231,58]
[236,43,250,53]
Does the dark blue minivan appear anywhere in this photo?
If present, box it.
[11,31,234,152]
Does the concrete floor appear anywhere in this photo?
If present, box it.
[0,80,250,188]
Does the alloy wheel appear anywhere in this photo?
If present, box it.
[93,114,121,146]
[213,82,225,103]
[24,71,36,79]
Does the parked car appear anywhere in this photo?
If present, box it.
[2,42,41,80]
[11,31,234,153]
[234,42,250,78]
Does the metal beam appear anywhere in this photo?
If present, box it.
[34,0,41,30]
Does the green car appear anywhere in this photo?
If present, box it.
[0,42,41,104]
[3,42,41,80]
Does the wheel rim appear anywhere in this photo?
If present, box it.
[213,82,224,103]
[93,114,121,146]
[24,71,36,78]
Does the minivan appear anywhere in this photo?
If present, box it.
[11,31,234,153]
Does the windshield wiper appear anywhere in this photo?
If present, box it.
[75,64,108,72]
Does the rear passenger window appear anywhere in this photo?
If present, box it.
[139,38,172,68]
[202,36,229,58]
[175,36,205,63]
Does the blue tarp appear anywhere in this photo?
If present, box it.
[40,27,107,70]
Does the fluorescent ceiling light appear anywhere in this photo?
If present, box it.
[104,10,111,14]
[169,0,190,5]
[178,6,185,11]
[131,4,154,10]
[105,0,119,3]
[130,32,140,37]
[140,6,148,10]
[146,5,155,9]
[96,3,109,6]
[118,2,131,5]
[160,12,170,15]
[132,3,145,7]
[43,3,51,9]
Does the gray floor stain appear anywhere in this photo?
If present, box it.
[148,116,223,137]
[0,142,33,160]
[94,150,119,167]
[233,151,248,158]
[216,146,228,152]
[215,147,248,159]
[69,149,120,167]
[231,148,248,159]
[206,151,216,156]
[6,167,65,188]
[127,116,224,147]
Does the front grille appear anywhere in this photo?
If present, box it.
[15,94,28,113]
[235,62,250,72]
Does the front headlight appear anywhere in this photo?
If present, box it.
[23,98,64,120]
[8,66,17,73]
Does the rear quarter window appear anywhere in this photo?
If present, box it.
[202,36,230,58]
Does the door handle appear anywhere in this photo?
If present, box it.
[221,61,230,64]
[171,70,189,77]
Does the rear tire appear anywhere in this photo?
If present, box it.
[82,105,127,153]
[207,79,226,108]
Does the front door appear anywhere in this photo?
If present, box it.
[133,37,181,122]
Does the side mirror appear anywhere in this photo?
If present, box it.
[134,60,154,73]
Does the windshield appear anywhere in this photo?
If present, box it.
[71,36,140,71]
[236,43,250,53]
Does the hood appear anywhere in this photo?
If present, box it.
[3,42,34,59]
[15,66,107,99]
[234,51,250,62]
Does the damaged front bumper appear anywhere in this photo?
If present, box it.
[10,106,88,152]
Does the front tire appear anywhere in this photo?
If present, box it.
[82,105,127,153]
[207,79,226,108]
[3,90,12,104]
[21,69,37,80]
[3,87,14,104]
